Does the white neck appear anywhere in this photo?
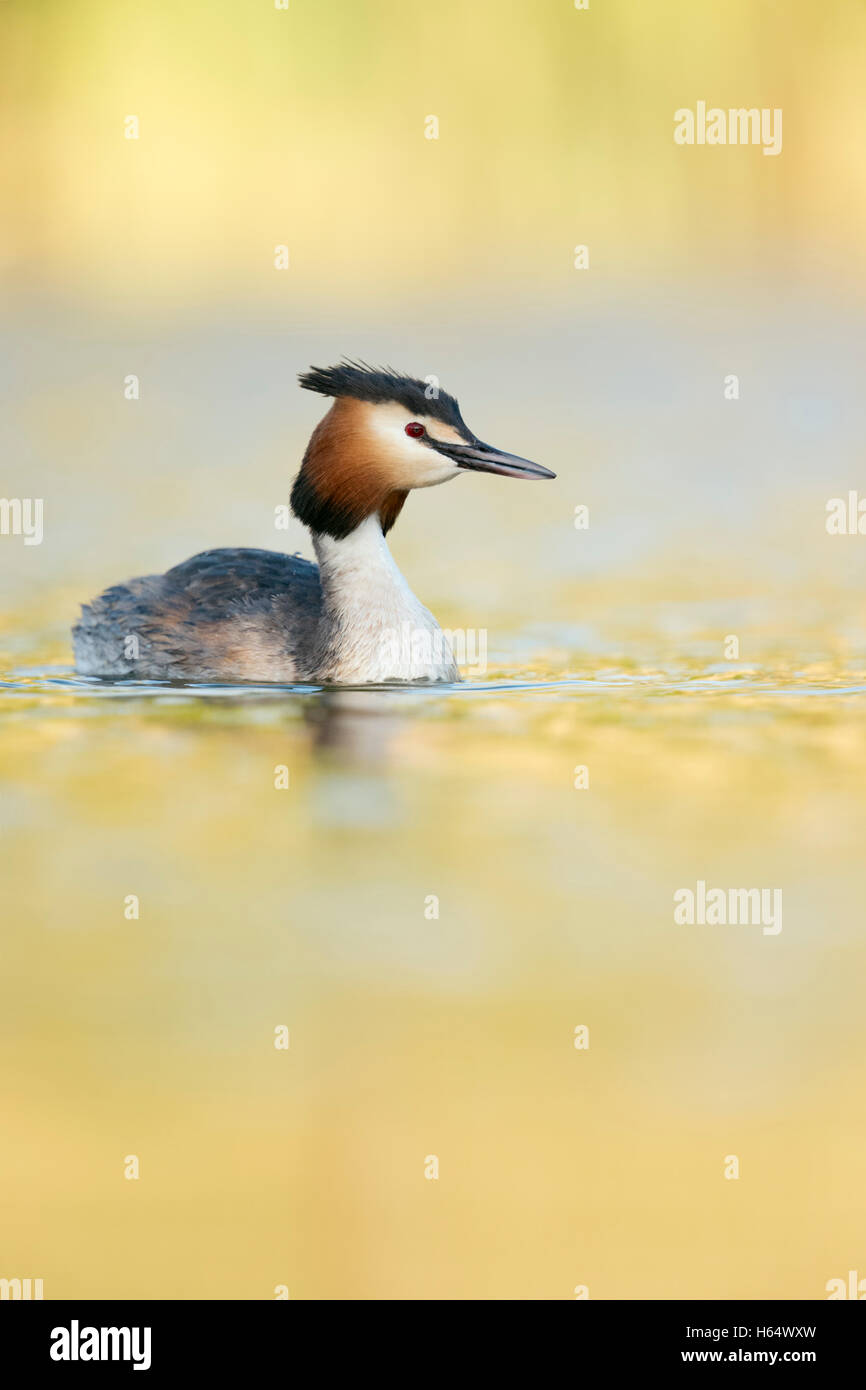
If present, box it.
[312,515,458,683]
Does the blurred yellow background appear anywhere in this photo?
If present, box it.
[1,0,865,1301]
[3,0,866,305]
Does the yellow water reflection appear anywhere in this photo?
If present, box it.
[1,660,864,1298]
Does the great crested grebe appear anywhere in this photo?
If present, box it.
[73,362,555,684]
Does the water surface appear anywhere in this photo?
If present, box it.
[2,616,864,1299]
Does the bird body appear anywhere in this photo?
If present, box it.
[73,363,554,685]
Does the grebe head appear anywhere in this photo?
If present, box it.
[290,360,555,539]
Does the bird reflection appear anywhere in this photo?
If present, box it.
[302,689,412,828]
[303,688,408,762]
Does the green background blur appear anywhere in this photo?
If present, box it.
[2,0,866,1301]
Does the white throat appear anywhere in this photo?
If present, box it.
[312,515,458,683]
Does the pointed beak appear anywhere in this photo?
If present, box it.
[432,438,556,480]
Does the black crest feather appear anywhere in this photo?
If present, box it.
[298,359,469,435]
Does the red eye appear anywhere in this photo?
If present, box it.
[405,422,425,438]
